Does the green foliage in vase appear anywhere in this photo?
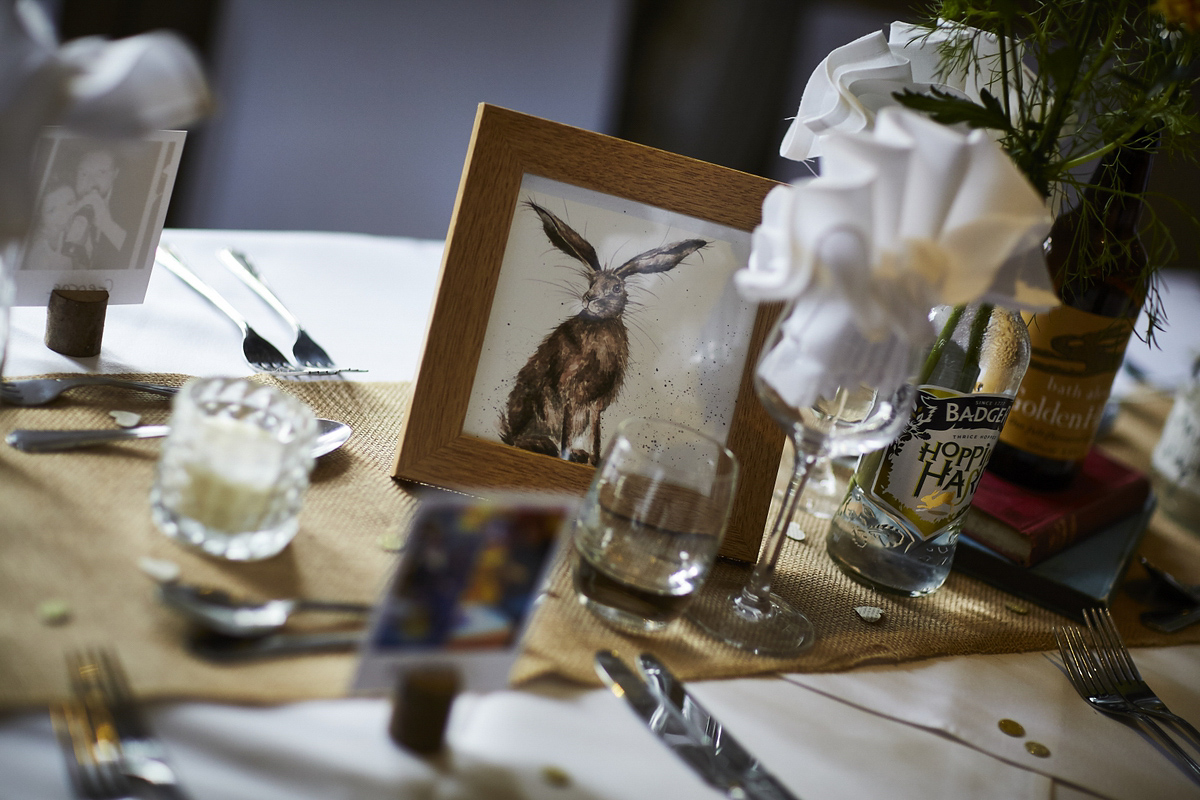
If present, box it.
[894,0,1200,331]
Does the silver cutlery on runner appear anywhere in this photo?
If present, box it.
[595,650,801,800]
[51,699,137,800]
[6,417,352,457]
[1056,625,1200,782]
[68,649,192,798]
[1083,607,1200,751]
[217,248,338,369]
[186,628,365,662]
[156,245,295,372]
[1144,605,1200,634]
[160,581,373,637]
[1,377,178,407]
[1139,557,1200,607]
[1138,558,1200,633]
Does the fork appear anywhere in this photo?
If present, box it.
[0,376,178,407]
[1084,607,1200,751]
[50,701,135,800]
[156,245,295,373]
[1056,626,1200,781]
[217,248,337,368]
[69,649,192,797]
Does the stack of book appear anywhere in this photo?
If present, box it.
[954,449,1154,622]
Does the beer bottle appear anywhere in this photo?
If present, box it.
[987,135,1156,490]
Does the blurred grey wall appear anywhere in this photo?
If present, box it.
[175,0,633,239]
[57,0,1192,266]
[53,0,926,242]
[611,0,902,184]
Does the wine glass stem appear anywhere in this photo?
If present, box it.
[738,440,820,613]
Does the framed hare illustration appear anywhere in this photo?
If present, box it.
[499,200,708,466]
[393,104,785,561]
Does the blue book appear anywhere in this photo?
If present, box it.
[952,495,1156,623]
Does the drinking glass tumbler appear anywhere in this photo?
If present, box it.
[571,417,739,633]
[151,377,318,560]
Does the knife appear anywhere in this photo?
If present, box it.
[1141,604,1200,633]
[1138,557,1200,633]
[637,653,801,800]
[1139,557,1200,607]
[594,650,801,800]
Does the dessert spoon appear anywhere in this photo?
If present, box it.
[160,581,372,638]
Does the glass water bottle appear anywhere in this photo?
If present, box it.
[827,303,1031,596]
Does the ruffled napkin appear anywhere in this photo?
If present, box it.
[739,106,1054,411]
[781,20,1031,162]
[0,0,211,243]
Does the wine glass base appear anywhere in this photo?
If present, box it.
[687,570,816,658]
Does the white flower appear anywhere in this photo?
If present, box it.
[781,20,1032,162]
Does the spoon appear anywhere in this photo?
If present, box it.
[5,417,352,457]
[160,581,372,637]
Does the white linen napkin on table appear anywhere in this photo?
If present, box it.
[785,645,1200,800]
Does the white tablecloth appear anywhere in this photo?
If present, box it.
[2,229,1198,800]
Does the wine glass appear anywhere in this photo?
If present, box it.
[688,304,917,657]
[795,454,845,524]
[772,442,845,535]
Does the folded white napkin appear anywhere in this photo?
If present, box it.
[0,0,211,242]
[786,645,1200,800]
[57,31,212,135]
[739,105,1054,411]
[781,20,1032,162]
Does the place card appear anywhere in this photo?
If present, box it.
[14,127,185,305]
[351,492,574,694]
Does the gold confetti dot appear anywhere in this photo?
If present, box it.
[38,599,71,626]
[998,719,1025,737]
[1025,741,1051,758]
[1006,603,1029,615]
[541,765,571,787]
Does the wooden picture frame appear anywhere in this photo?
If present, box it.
[392,104,784,561]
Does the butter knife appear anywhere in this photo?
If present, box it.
[187,628,364,662]
[594,650,801,800]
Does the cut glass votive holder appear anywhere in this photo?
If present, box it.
[151,377,318,561]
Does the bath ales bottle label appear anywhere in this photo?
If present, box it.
[999,305,1134,461]
[868,387,1013,539]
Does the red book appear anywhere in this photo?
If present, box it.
[964,449,1151,566]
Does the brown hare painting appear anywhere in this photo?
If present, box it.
[499,200,708,465]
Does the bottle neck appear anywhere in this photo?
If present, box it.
[1050,133,1158,304]
[1079,134,1157,237]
